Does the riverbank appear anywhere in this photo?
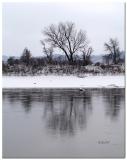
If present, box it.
[2,75,125,88]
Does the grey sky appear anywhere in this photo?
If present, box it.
[2,2,124,56]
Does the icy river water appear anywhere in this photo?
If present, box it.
[2,88,125,158]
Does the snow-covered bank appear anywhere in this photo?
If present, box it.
[2,75,125,88]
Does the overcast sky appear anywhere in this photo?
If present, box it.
[2,2,124,57]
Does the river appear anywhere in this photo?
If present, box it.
[2,88,125,158]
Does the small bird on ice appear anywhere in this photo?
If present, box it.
[79,88,86,92]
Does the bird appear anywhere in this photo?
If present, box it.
[79,88,86,92]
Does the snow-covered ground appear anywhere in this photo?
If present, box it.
[2,75,125,88]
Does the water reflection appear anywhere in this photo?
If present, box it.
[3,88,124,135]
[102,89,125,120]
[3,88,125,158]
[42,91,92,135]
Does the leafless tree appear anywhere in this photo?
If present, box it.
[20,48,32,65]
[82,46,93,65]
[104,38,120,64]
[41,41,53,63]
[41,22,88,64]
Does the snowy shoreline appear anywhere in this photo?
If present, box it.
[2,75,125,88]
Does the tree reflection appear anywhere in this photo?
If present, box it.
[21,94,32,113]
[3,90,20,104]
[3,89,33,113]
[102,88,125,120]
[3,88,124,136]
[2,89,93,135]
[42,90,92,136]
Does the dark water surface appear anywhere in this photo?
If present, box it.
[3,88,125,158]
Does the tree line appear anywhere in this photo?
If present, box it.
[3,22,124,75]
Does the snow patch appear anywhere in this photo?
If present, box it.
[2,75,125,88]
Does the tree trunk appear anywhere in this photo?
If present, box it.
[113,52,117,64]
[69,53,74,65]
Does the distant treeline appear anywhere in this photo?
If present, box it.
[2,48,125,76]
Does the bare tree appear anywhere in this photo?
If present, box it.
[104,38,120,64]
[41,41,53,64]
[41,22,88,64]
[82,46,93,65]
[20,48,32,65]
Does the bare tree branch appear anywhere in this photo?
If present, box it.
[82,46,93,65]
[104,38,120,64]
[41,40,53,63]
[41,22,89,64]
